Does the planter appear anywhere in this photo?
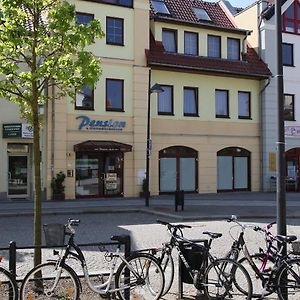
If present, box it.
[52,193,65,201]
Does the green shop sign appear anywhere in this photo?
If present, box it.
[2,123,33,138]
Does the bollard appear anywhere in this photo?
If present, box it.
[175,190,184,211]
[9,241,16,300]
[123,235,131,300]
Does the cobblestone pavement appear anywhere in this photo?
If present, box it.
[1,212,300,299]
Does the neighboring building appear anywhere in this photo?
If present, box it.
[45,0,150,199]
[146,0,270,195]
[228,0,300,192]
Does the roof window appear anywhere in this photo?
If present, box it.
[193,7,211,21]
[151,0,170,15]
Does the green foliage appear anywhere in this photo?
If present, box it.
[51,171,66,194]
[0,0,104,121]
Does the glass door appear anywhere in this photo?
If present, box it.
[8,155,29,197]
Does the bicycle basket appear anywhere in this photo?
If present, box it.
[43,223,65,247]
[292,241,300,255]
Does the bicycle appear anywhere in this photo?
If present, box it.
[226,215,300,300]
[157,219,253,299]
[0,255,18,300]
[20,219,165,300]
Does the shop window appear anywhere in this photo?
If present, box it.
[238,91,251,119]
[184,31,198,55]
[162,29,177,53]
[184,87,198,116]
[282,43,294,66]
[227,38,240,60]
[106,79,124,111]
[76,12,94,25]
[208,35,221,58]
[284,94,295,121]
[106,17,124,45]
[75,86,94,110]
[282,0,300,34]
[158,85,173,115]
[215,89,229,118]
[159,146,198,193]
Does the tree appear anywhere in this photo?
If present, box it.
[0,0,104,267]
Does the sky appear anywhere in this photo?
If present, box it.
[205,0,256,8]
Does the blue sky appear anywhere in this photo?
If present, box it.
[206,0,256,8]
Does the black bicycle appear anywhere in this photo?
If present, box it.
[20,219,165,300]
[0,256,18,300]
[157,220,253,299]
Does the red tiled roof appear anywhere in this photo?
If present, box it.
[150,0,240,31]
[146,34,271,79]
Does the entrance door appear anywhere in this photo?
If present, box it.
[8,155,29,198]
[75,152,123,198]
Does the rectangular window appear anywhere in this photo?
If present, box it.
[184,87,198,116]
[76,12,94,25]
[227,38,240,60]
[215,89,229,118]
[106,17,124,45]
[238,91,251,119]
[184,31,198,56]
[158,85,173,115]
[284,94,295,121]
[282,43,294,66]
[208,35,221,58]
[75,86,94,110]
[89,0,132,8]
[162,29,177,53]
[151,0,170,14]
[106,79,124,111]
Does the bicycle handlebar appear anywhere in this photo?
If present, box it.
[157,220,192,229]
[66,219,80,234]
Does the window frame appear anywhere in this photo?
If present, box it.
[207,34,221,58]
[183,87,199,117]
[282,0,300,34]
[282,43,294,66]
[106,78,124,112]
[238,91,251,119]
[184,31,199,56]
[284,94,295,121]
[162,28,177,53]
[76,12,94,25]
[158,84,174,116]
[106,17,124,46]
[75,86,95,111]
[215,89,229,118]
[227,38,240,61]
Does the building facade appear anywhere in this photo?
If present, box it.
[230,0,300,192]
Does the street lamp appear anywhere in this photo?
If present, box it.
[145,82,164,207]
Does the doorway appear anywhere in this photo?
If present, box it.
[75,152,123,198]
[286,148,300,191]
[159,146,198,193]
[8,155,29,198]
[217,147,251,192]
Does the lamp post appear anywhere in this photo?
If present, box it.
[145,78,164,207]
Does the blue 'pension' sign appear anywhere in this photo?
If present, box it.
[76,115,127,131]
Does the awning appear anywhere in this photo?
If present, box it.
[74,140,132,152]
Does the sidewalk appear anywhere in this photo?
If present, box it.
[1,192,300,220]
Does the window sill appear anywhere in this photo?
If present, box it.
[158,112,174,116]
[106,42,124,46]
[284,118,296,122]
[238,116,252,120]
[216,115,230,119]
[106,108,125,112]
[75,107,95,111]
[184,114,199,117]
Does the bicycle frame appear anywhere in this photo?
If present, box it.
[52,233,141,295]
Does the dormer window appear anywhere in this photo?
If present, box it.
[193,7,211,21]
[151,0,170,15]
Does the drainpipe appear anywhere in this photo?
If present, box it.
[259,76,271,191]
[257,0,270,59]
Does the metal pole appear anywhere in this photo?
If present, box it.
[145,70,152,207]
[275,0,287,298]
[9,241,16,300]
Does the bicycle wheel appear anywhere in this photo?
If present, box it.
[20,262,80,300]
[115,252,165,300]
[277,258,300,300]
[203,258,253,300]
[0,266,18,300]
[238,253,275,297]
[158,250,174,296]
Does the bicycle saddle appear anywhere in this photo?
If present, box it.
[276,235,297,243]
[111,235,130,244]
[203,231,222,239]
